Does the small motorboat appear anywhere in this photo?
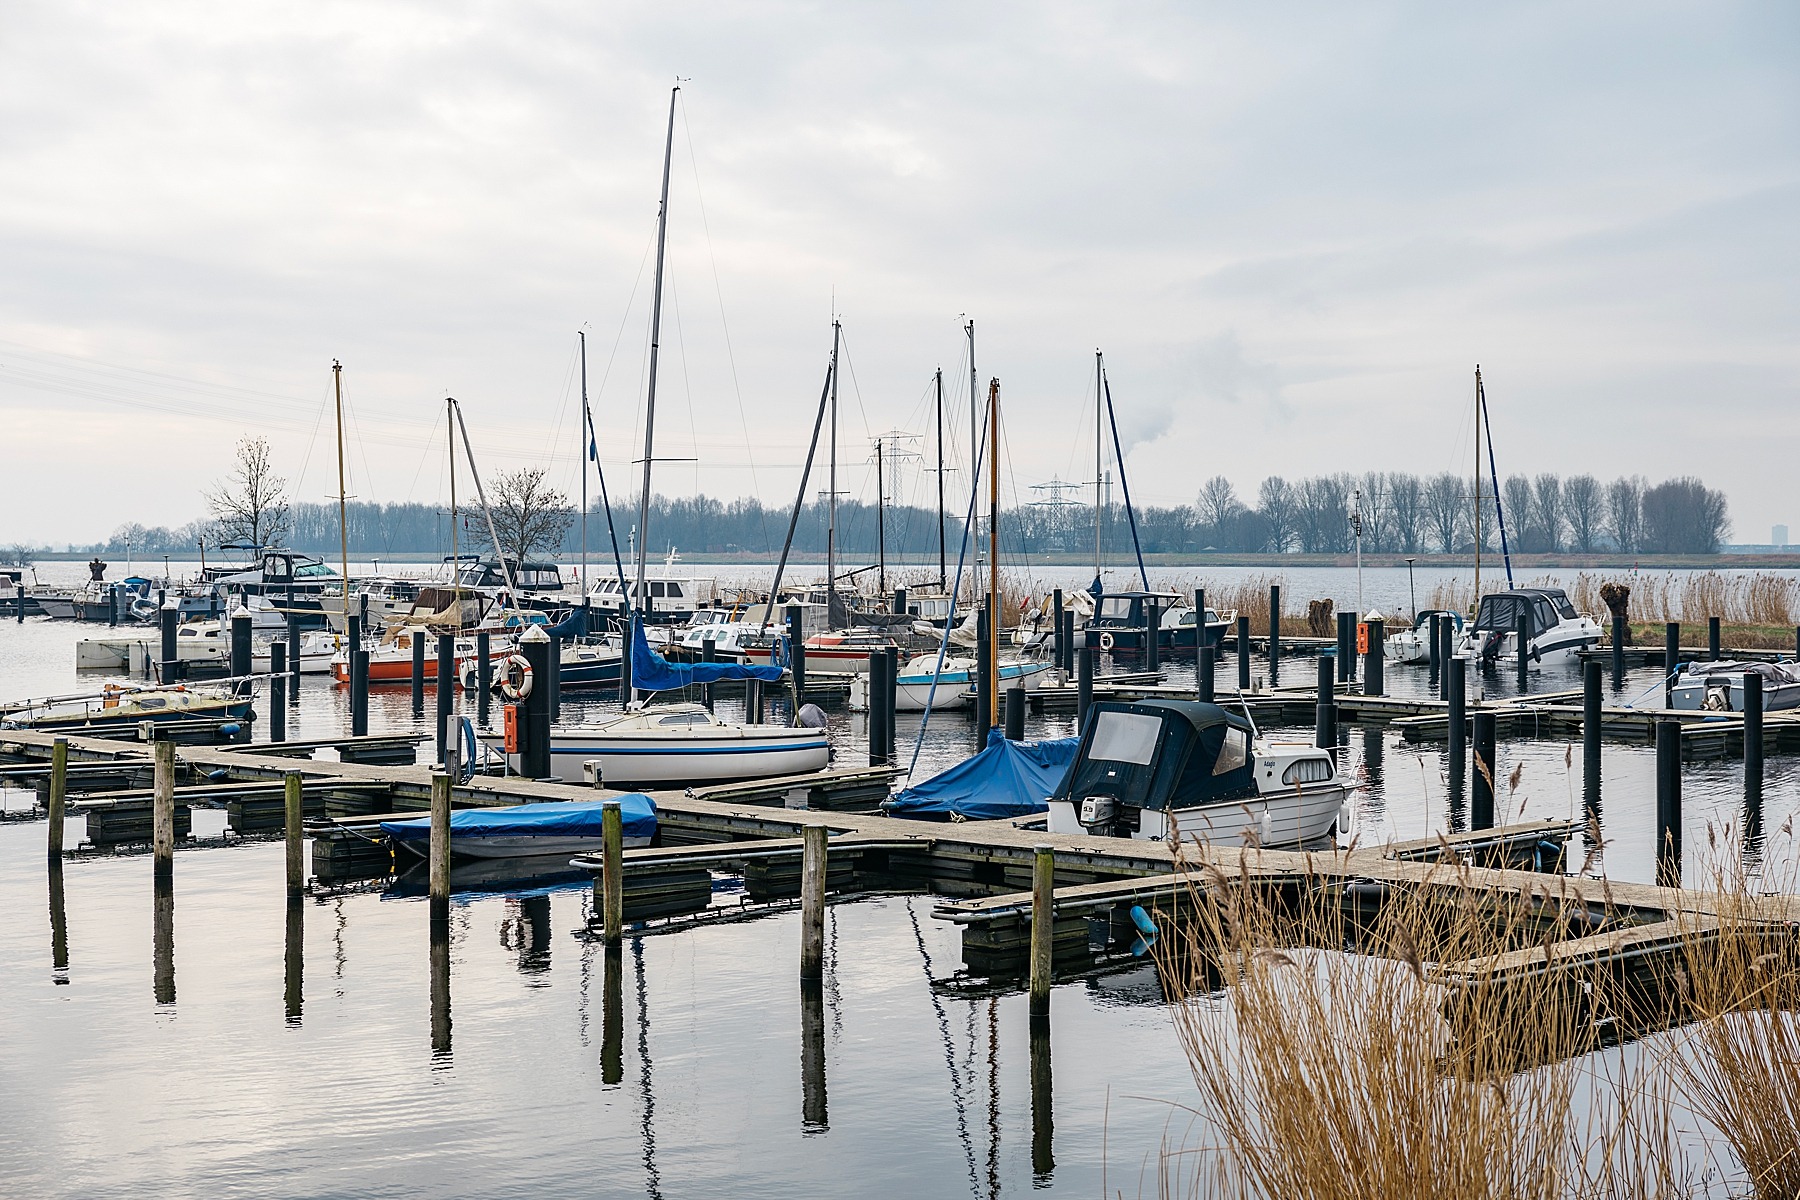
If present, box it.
[1670,660,1800,713]
[1047,699,1346,847]
[489,702,831,786]
[1385,610,1464,664]
[1458,588,1603,667]
[380,795,658,860]
[854,653,1060,712]
[1,684,255,732]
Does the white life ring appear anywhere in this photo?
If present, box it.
[1098,630,1116,652]
[498,654,534,701]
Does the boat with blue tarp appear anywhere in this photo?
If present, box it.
[884,729,1078,821]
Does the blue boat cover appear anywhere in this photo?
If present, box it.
[884,729,1078,821]
[630,616,783,692]
[380,794,658,844]
[549,604,590,640]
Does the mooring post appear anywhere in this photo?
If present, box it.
[1448,655,1467,784]
[1364,614,1385,697]
[1438,615,1454,700]
[350,648,370,737]
[701,637,717,713]
[1744,670,1764,804]
[1198,643,1215,703]
[411,632,426,717]
[159,596,179,682]
[1611,612,1626,690]
[152,737,176,877]
[1267,585,1281,678]
[1193,588,1207,680]
[153,873,175,1005]
[1663,622,1680,708]
[1030,843,1054,1015]
[1052,589,1065,672]
[284,892,304,1025]
[883,647,899,761]
[602,799,623,944]
[229,605,253,683]
[1471,710,1496,830]
[747,678,764,724]
[547,631,563,723]
[435,633,454,762]
[347,611,362,666]
[519,625,552,778]
[974,602,992,744]
[1076,646,1094,729]
[1583,660,1602,821]
[1144,598,1160,671]
[1236,614,1251,692]
[1707,616,1721,662]
[1515,604,1531,695]
[284,770,305,895]
[15,580,24,623]
[786,604,806,706]
[46,737,67,859]
[1427,612,1441,683]
[286,609,302,694]
[1655,720,1682,887]
[109,584,118,627]
[428,770,451,920]
[1059,610,1074,675]
[1337,610,1355,682]
[867,650,888,766]
[269,641,287,742]
[800,824,827,981]
[1315,652,1336,749]
[1005,686,1026,741]
[475,631,491,727]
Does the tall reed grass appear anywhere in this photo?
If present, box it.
[1425,570,1800,629]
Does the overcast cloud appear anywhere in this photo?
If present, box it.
[2,2,1796,545]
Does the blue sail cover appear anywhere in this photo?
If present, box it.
[380,795,658,846]
[549,604,590,640]
[630,617,783,692]
[885,729,1079,822]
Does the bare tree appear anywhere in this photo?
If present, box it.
[1642,477,1730,553]
[1501,475,1534,553]
[1607,476,1645,552]
[1295,475,1352,553]
[1532,474,1564,553]
[1387,472,1424,554]
[1563,474,1601,553]
[206,437,290,548]
[1196,476,1244,532]
[1256,476,1297,552]
[490,468,574,563]
[1423,473,1464,553]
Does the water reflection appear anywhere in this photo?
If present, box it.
[601,944,623,1086]
[47,861,68,985]
[1029,1013,1054,1182]
[632,938,663,1200]
[506,895,553,978]
[284,897,303,1025]
[430,922,451,1062]
[153,876,175,1006]
[800,980,828,1133]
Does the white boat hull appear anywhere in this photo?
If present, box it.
[491,729,832,786]
[1670,677,1800,713]
[1047,783,1345,848]
[861,660,1059,712]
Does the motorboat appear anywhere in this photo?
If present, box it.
[331,626,493,684]
[210,550,340,627]
[457,638,623,691]
[745,629,902,675]
[587,573,719,625]
[380,795,658,860]
[854,652,1060,712]
[1,684,255,732]
[252,629,342,675]
[1671,660,1800,713]
[491,702,831,786]
[1084,590,1186,656]
[1160,603,1236,653]
[1047,699,1346,848]
[1385,610,1465,665]
[1458,588,1602,667]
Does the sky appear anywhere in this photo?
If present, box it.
[1,1,1796,548]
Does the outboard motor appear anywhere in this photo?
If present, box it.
[1078,795,1116,830]
[1480,630,1506,661]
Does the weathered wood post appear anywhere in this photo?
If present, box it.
[1582,660,1602,823]
[1744,671,1764,805]
[436,632,455,765]
[152,737,176,877]
[1315,652,1336,749]
[411,631,426,717]
[1708,616,1721,662]
[1076,645,1094,730]
[1471,710,1496,830]
[46,736,67,859]
[269,641,287,742]
[429,771,451,920]
[602,799,623,945]
[1664,622,1680,708]
[284,770,305,895]
[1236,614,1251,692]
[1656,719,1682,888]
[800,824,827,980]
[1030,843,1054,1015]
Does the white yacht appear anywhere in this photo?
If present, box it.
[1457,588,1602,667]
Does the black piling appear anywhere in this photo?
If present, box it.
[108,585,118,626]
[1052,589,1065,671]
[1744,670,1764,805]
[1198,644,1215,703]
[974,602,993,742]
[1236,614,1251,692]
[284,609,301,695]
[1611,613,1626,690]
[411,631,426,716]
[1447,656,1467,787]
[519,629,552,778]
[159,600,179,682]
[1427,612,1441,683]
[1664,622,1681,708]
[435,633,455,765]
[475,631,491,727]
[1364,615,1384,697]
[1336,611,1355,682]
[1582,660,1601,821]
[883,647,899,761]
[1472,710,1496,830]
[1193,588,1206,683]
[547,632,563,723]
[15,581,24,623]
[350,648,370,737]
[1656,720,1682,887]
[1315,652,1336,749]
[867,650,889,766]
[1060,609,1075,674]
[1144,598,1160,671]
[1708,616,1721,662]
[269,642,287,742]
[1515,604,1531,694]
[786,604,806,706]
[1437,616,1454,700]
[1004,685,1026,741]
[892,587,907,615]
[1076,646,1094,730]
[230,607,252,683]
[1267,585,1281,678]
[701,637,716,713]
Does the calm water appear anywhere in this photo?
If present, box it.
[3,562,1796,1196]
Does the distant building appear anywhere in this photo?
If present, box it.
[1775,525,1789,547]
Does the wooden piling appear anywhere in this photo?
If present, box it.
[46,737,67,858]
[284,770,304,895]
[1656,720,1682,887]
[602,799,624,944]
[152,737,175,876]
[269,641,287,742]
[429,771,451,919]
[800,824,827,980]
[1236,614,1251,691]
[1029,843,1054,1015]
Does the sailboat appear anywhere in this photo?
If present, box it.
[501,85,828,786]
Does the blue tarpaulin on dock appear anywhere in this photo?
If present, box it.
[884,730,1078,822]
[380,795,658,845]
[630,617,783,692]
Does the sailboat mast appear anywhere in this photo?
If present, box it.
[333,361,349,626]
[987,377,1001,726]
[828,318,841,608]
[579,330,589,598]
[1094,350,1103,582]
[967,319,978,597]
[447,396,458,618]
[1473,365,1483,605]
[876,437,886,596]
[935,367,946,586]
[634,84,680,611]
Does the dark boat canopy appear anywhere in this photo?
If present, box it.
[1472,588,1578,638]
[1053,699,1257,812]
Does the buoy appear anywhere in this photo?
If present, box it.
[217,722,241,737]
[498,654,534,701]
[1129,905,1158,937]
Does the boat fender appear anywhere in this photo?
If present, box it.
[1098,630,1115,652]
[1128,905,1158,937]
[459,716,478,783]
[207,768,230,781]
[498,654,534,701]
[217,722,241,738]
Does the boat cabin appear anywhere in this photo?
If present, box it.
[1053,700,1258,832]
[453,558,565,593]
[588,576,719,623]
[1471,588,1578,638]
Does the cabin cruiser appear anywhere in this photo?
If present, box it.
[321,576,428,633]
[1458,588,1602,667]
[1,683,255,732]
[1084,590,1185,656]
[495,702,831,786]
[211,551,340,626]
[1671,660,1800,713]
[1047,700,1346,847]
[1385,609,1465,665]
[587,575,719,625]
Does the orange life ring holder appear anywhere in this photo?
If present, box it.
[498,654,534,701]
